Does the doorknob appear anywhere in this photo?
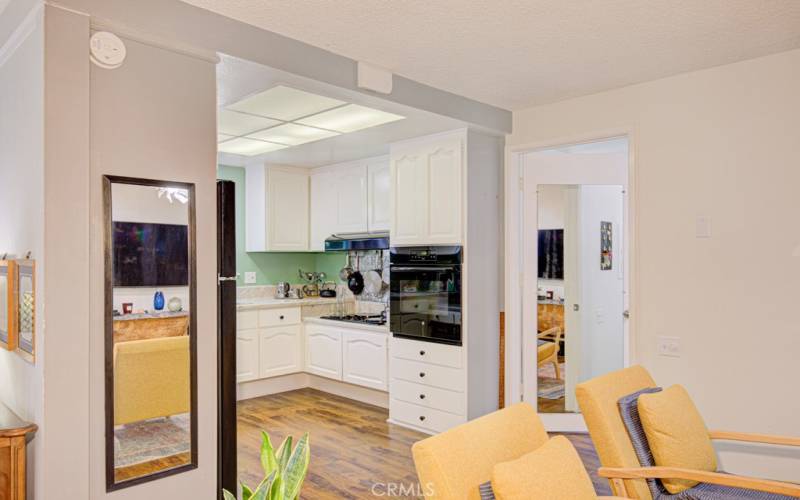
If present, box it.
[572,304,580,312]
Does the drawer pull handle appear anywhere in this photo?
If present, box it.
[419,372,426,378]
[419,350,426,356]
[419,394,426,400]
[419,416,426,422]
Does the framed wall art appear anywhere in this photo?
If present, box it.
[600,221,613,271]
[14,259,35,362]
[0,260,17,350]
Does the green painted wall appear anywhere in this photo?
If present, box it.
[217,165,346,286]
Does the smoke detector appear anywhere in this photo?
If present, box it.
[90,31,126,69]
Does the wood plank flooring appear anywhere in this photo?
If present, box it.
[237,388,611,498]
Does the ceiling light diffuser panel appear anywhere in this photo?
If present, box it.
[218,109,281,136]
[227,85,345,121]
[247,123,340,146]
[297,104,405,133]
[218,137,288,156]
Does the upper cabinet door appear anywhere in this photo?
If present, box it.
[310,170,337,251]
[367,157,391,232]
[268,169,310,251]
[334,163,368,233]
[391,152,427,245]
[425,140,463,244]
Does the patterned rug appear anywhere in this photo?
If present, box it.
[114,413,190,468]
[538,363,566,400]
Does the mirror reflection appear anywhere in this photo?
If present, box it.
[16,262,35,360]
[107,179,195,488]
[0,262,10,348]
[536,184,625,414]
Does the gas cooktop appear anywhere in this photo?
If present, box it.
[319,313,387,326]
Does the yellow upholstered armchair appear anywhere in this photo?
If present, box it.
[576,365,800,499]
[113,336,191,426]
[537,326,563,379]
[412,403,627,499]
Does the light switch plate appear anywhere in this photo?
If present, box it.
[244,271,256,284]
[695,216,712,238]
[657,336,681,358]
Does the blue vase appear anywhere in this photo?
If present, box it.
[153,291,165,311]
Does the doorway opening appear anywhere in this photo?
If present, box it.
[507,136,632,431]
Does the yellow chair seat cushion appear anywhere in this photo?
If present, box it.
[491,436,598,500]
[638,384,717,494]
[538,341,557,360]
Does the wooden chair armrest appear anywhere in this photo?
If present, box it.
[709,430,800,447]
[598,467,800,498]
[537,327,560,339]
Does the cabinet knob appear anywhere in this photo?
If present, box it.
[419,372,426,378]
[419,416,426,422]
[419,394,426,400]
[279,315,285,320]
[419,350,426,356]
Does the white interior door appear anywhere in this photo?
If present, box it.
[521,137,630,431]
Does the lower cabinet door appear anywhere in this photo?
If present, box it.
[304,326,342,380]
[236,329,259,383]
[259,325,303,378]
[342,331,388,391]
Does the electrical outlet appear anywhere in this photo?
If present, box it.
[657,336,681,358]
[244,271,256,284]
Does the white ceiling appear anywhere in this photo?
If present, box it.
[217,55,467,167]
[183,0,800,110]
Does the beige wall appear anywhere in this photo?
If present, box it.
[510,48,800,479]
[0,2,44,496]
[42,4,218,498]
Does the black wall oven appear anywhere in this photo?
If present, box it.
[390,246,462,345]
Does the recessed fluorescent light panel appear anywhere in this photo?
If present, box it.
[218,109,281,136]
[218,85,405,156]
[228,85,345,121]
[247,123,340,146]
[218,137,288,156]
[297,104,404,133]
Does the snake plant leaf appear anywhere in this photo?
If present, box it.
[251,470,277,500]
[241,482,254,500]
[276,435,293,472]
[222,490,237,500]
[269,473,285,500]
[260,431,279,476]
[283,433,310,499]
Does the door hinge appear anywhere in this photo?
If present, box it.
[519,176,524,191]
[623,310,630,319]
[573,303,580,312]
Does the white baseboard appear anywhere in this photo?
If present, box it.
[386,418,435,435]
[237,372,389,409]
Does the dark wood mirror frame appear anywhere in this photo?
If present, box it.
[103,175,198,491]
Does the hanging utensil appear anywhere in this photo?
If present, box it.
[339,253,353,281]
[347,254,364,295]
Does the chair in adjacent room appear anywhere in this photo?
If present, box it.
[538,325,563,379]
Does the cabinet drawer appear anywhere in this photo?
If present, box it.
[391,337,462,368]
[391,379,465,415]
[258,307,301,327]
[390,399,466,434]
[390,358,464,392]
[237,310,258,330]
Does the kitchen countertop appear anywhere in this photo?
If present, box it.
[113,311,189,321]
[236,296,339,311]
[303,316,389,333]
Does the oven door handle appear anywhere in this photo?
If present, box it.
[390,266,456,272]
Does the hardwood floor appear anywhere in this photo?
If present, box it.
[114,451,191,483]
[237,388,611,498]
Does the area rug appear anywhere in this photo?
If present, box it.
[114,413,190,468]
[538,363,566,400]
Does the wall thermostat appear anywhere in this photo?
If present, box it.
[90,31,126,69]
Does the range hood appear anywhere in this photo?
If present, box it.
[324,232,390,251]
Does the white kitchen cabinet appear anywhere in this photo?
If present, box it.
[310,170,337,251]
[390,134,464,245]
[304,325,342,380]
[334,163,368,233]
[367,157,391,232]
[246,165,310,252]
[236,329,259,383]
[342,330,388,391]
[259,325,303,378]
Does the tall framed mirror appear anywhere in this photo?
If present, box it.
[103,176,197,490]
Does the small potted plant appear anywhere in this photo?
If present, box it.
[224,431,310,500]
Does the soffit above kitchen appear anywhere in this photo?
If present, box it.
[217,55,469,168]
